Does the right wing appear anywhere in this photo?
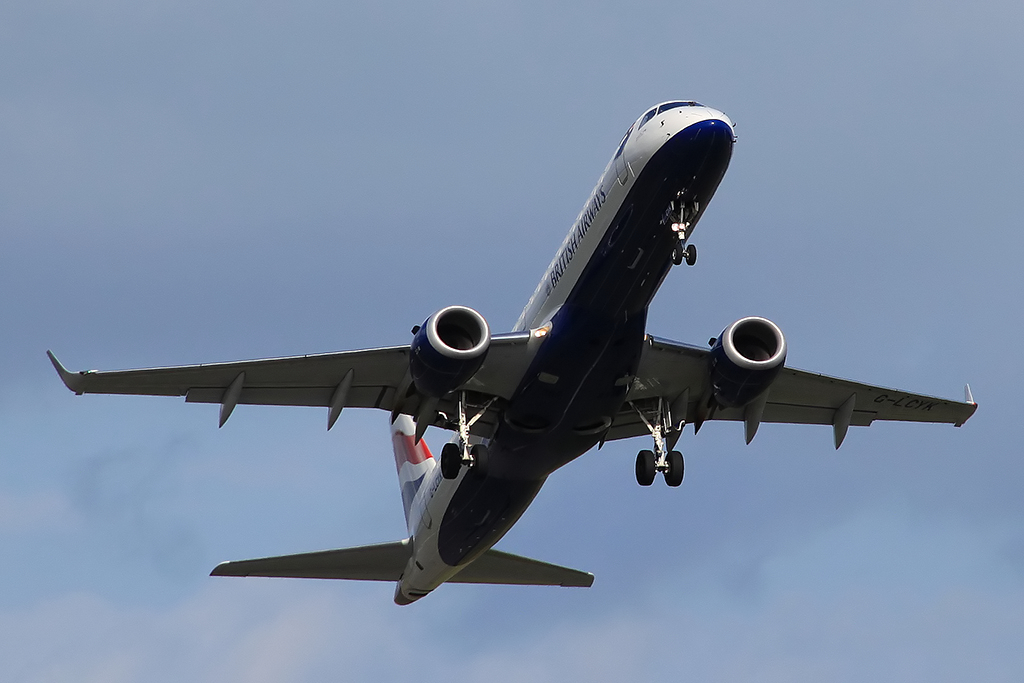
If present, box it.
[48,346,410,409]
[47,332,533,433]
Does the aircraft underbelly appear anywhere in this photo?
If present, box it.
[433,120,734,569]
[497,118,734,462]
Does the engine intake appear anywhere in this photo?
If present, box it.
[410,305,491,398]
[709,316,787,408]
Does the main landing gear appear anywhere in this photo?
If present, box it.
[439,392,491,480]
[631,398,685,487]
[664,195,699,267]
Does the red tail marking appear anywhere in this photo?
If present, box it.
[392,432,433,468]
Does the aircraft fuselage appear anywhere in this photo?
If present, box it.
[396,103,736,603]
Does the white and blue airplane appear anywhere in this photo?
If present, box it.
[49,101,977,604]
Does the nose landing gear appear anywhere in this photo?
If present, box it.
[671,243,697,267]
[664,195,699,267]
[630,397,686,487]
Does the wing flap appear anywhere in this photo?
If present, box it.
[183,385,394,409]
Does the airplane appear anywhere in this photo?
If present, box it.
[48,100,977,604]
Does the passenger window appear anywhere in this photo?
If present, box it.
[638,108,657,128]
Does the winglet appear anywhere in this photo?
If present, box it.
[955,384,978,427]
[46,351,87,395]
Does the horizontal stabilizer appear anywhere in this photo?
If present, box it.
[211,541,594,587]
[450,548,594,587]
[211,540,411,581]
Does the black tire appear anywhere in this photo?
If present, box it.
[671,244,684,266]
[470,443,489,478]
[635,450,656,486]
[440,443,462,479]
[665,450,684,487]
[684,244,697,266]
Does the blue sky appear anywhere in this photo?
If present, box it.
[2,0,1022,680]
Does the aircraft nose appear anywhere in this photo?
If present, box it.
[686,117,736,145]
[666,117,735,170]
[652,115,735,200]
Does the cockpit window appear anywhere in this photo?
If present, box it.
[657,101,703,114]
[638,108,658,128]
[615,125,633,158]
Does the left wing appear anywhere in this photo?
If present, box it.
[47,332,533,433]
[606,335,977,445]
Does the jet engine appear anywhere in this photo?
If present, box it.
[409,305,491,398]
[708,316,787,408]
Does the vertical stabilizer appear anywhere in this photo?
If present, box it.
[391,415,436,526]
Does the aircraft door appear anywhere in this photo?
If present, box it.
[614,126,632,185]
[614,152,629,184]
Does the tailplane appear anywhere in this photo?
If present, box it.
[391,415,436,525]
[211,542,594,589]
[211,540,410,581]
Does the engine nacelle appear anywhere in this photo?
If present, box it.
[409,305,491,398]
[709,316,787,408]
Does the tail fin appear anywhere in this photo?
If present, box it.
[391,415,436,525]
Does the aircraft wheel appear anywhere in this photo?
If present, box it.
[671,244,684,266]
[684,244,697,266]
[635,450,656,486]
[665,450,684,487]
[470,444,489,478]
[440,443,462,479]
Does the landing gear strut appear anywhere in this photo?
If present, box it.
[664,195,699,267]
[439,392,492,480]
[631,397,685,487]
